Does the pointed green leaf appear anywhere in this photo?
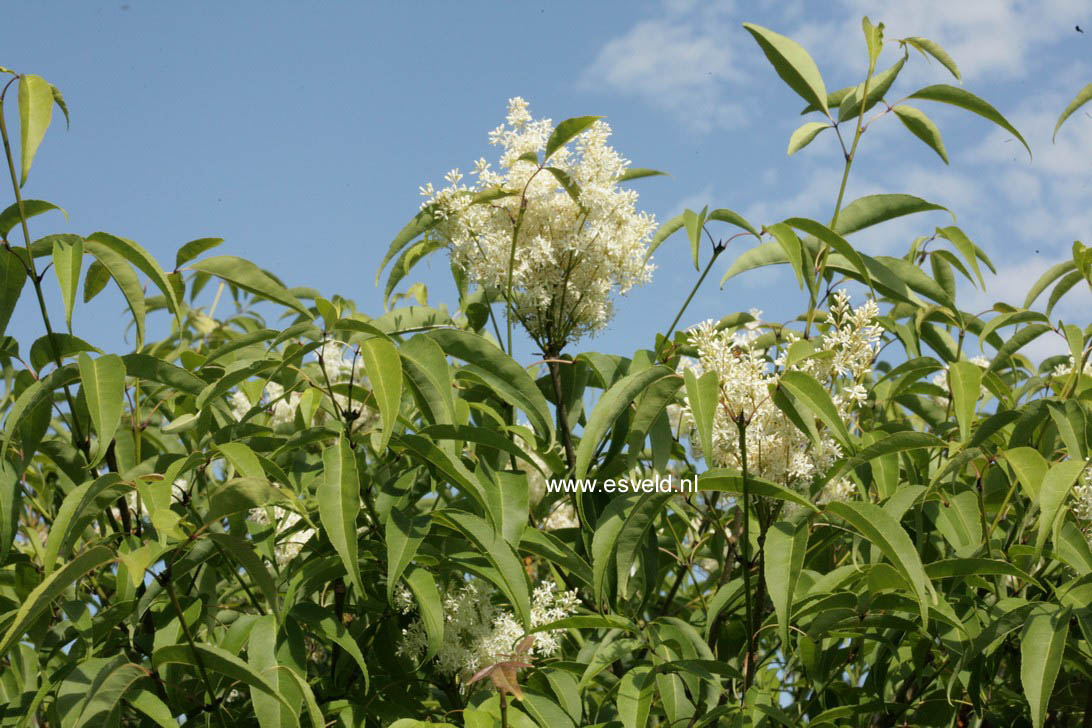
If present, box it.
[646,213,685,261]
[174,237,223,269]
[386,509,430,604]
[17,74,54,186]
[707,208,760,237]
[787,121,829,155]
[545,116,601,161]
[152,643,292,711]
[617,168,668,182]
[0,545,115,656]
[0,199,66,238]
[403,567,444,661]
[777,370,852,449]
[683,368,718,466]
[437,509,530,626]
[0,248,27,339]
[743,23,828,115]
[51,236,82,331]
[84,244,145,345]
[187,255,310,316]
[765,520,809,648]
[904,37,961,80]
[948,361,982,442]
[894,105,949,163]
[699,469,817,512]
[73,659,148,728]
[1020,604,1069,728]
[825,501,932,625]
[834,193,950,237]
[427,329,554,441]
[360,336,402,450]
[0,461,21,566]
[575,365,674,479]
[320,435,363,595]
[377,206,438,284]
[76,352,125,468]
[1053,83,1092,140]
[908,84,1030,158]
[1035,459,1085,553]
[85,232,180,321]
[207,533,281,620]
[786,217,872,293]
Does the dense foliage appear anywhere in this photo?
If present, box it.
[1,19,1092,728]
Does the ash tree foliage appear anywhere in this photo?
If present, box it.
[1,17,1092,728]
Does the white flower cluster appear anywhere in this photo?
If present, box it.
[1053,355,1092,379]
[682,291,881,497]
[421,97,656,349]
[229,341,377,431]
[249,505,314,566]
[397,579,579,679]
[1073,464,1092,521]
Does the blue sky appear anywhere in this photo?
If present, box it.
[4,0,1089,363]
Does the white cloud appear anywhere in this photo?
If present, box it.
[579,5,747,132]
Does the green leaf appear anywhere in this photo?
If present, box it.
[908,84,1030,158]
[1004,447,1048,501]
[187,255,310,316]
[76,352,126,468]
[29,333,100,372]
[575,365,675,479]
[894,105,949,163]
[743,23,828,115]
[707,208,760,237]
[646,213,685,261]
[400,333,455,426]
[17,74,54,186]
[427,329,554,441]
[834,431,944,480]
[0,461,21,565]
[777,370,852,449]
[360,336,402,450]
[0,199,66,238]
[617,168,668,183]
[545,116,601,161]
[289,603,370,688]
[377,207,438,284]
[437,510,530,626]
[1035,459,1086,553]
[787,121,829,155]
[838,56,905,123]
[786,217,872,293]
[683,206,707,270]
[319,434,363,596]
[936,226,986,288]
[825,501,932,625]
[0,545,115,656]
[948,361,982,443]
[617,665,654,728]
[174,237,223,269]
[1053,83,1092,140]
[720,240,787,285]
[207,533,281,620]
[683,368,717,466]
[1,363,79,461]
[765,520,809,648]
[85,232,180,322]
[484,469,529,548]
[127,690,178,728]
[43,473,125,573]
[386,509,430,604]
[614,491,674,600]
[247,615,289,728]
[72,658,148,728]
[84,243,146,346]
[904,37,961,80]
[403,567,444,660]
[1024,260,1076,308]
[51,236,82,331]
[766,223,806,289]
[699,469,817,512]
[862,17,883,68]
[0,248,27,339]
[152,643,292,711]
[205,477,287,523]
[834,193,950,237]
[988,323,1051,373]
[1020,604,1069,728]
